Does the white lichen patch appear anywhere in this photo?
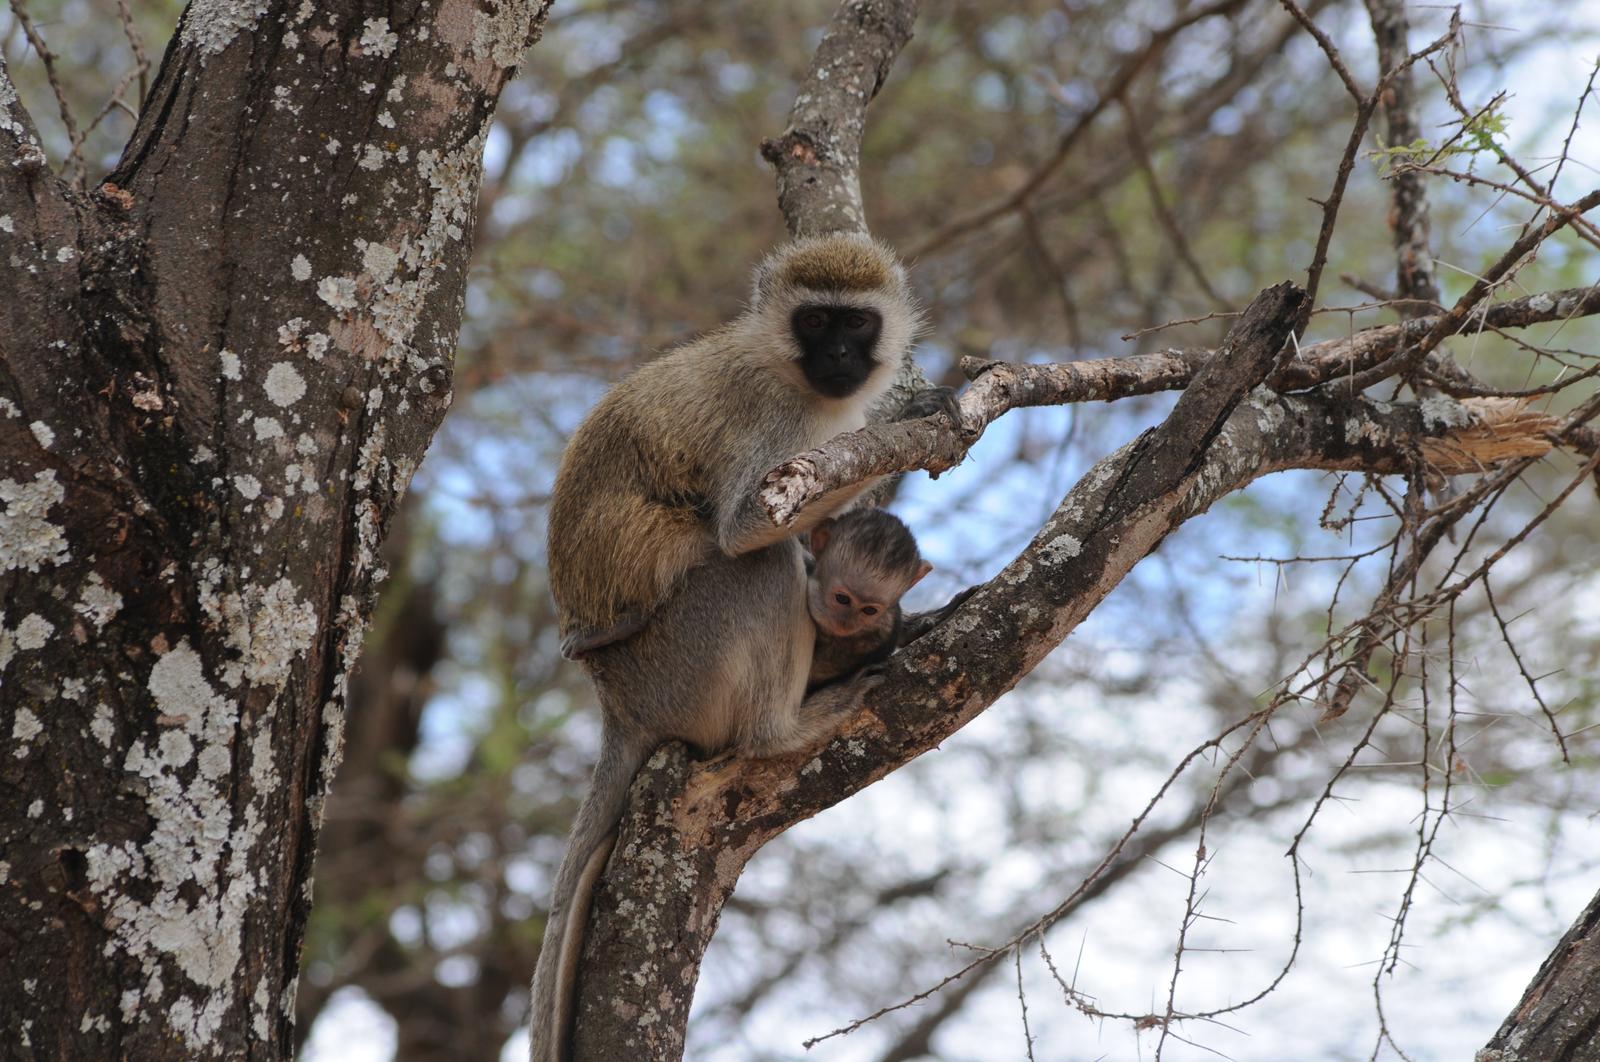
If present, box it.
[360,241,399,284]
[253,417,284,441]
[15,612,53,650]
[230,578,317,686]
[278,318,307,350]
[56,246,76,263]
[180,0,268,58]
[0,469,69,573]
[197,569,318,689]
[252,979,273,1040]
[305,333,330,361]
[233,474,262,501]
[470,2,533,69]
[264,363,306,407]
[1039,533,1083,565]
[1420,394,1470,432]
[359,17,399,57]
[28,421,54,448]
[1250,391,1286,433]
[291,254,312,281]
[317,276,358,312]
[1345,417,1386,446]
[91,702,115,745]
[76,573,123,630]
[0,215,12,233]
[12,707,42,754]
[86,640,269,1049]
[220,349,242,381]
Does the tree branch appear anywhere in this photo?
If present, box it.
[0,48,69,236]
[759,284,1600,527]
[1335,189,1600,393]
[1480,887,1600,1062]
[759,0,920,237]
[1364,0,1443,313]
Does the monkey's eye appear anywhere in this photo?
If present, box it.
[834,592,852,606]
[844,312,870,331]
[861,606,879,616]
[801,310,829,331]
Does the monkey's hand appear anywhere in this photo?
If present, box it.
[896,385,962,426]
[560,611,649,661]
[900,585,979,644]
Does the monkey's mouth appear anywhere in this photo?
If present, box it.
[812,374,864,398]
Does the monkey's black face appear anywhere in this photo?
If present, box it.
[792,305,883,398]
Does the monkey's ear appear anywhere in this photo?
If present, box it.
[910,560,933,587]
[809,518,836,555]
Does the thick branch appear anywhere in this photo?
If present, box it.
[1481,888,1600,1062]
[0,50,64,219]
[759,0,920,237]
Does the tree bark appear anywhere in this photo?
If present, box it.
[0,2,550,1056]
[1481,889,1600,1062]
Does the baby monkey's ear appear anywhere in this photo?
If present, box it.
[911,560,933,587]
[809,517,838,556]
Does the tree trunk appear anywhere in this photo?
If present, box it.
[0,2,550,1056]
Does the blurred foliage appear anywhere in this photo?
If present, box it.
[7,0,1600,1058]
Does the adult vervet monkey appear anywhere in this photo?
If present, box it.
[535,233,954,1060]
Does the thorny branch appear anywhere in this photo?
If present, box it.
[909,0,1249,258]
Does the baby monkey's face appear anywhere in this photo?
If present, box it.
[807,566,896,638]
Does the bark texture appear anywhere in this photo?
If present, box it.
[0,2,549,1056]
[1481,889,1600,1062]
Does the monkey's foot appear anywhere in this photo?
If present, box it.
[897,385,963,425]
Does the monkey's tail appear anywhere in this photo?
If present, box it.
[530,726,652,1062]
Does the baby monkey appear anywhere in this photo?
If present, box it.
[806,508,936,690]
